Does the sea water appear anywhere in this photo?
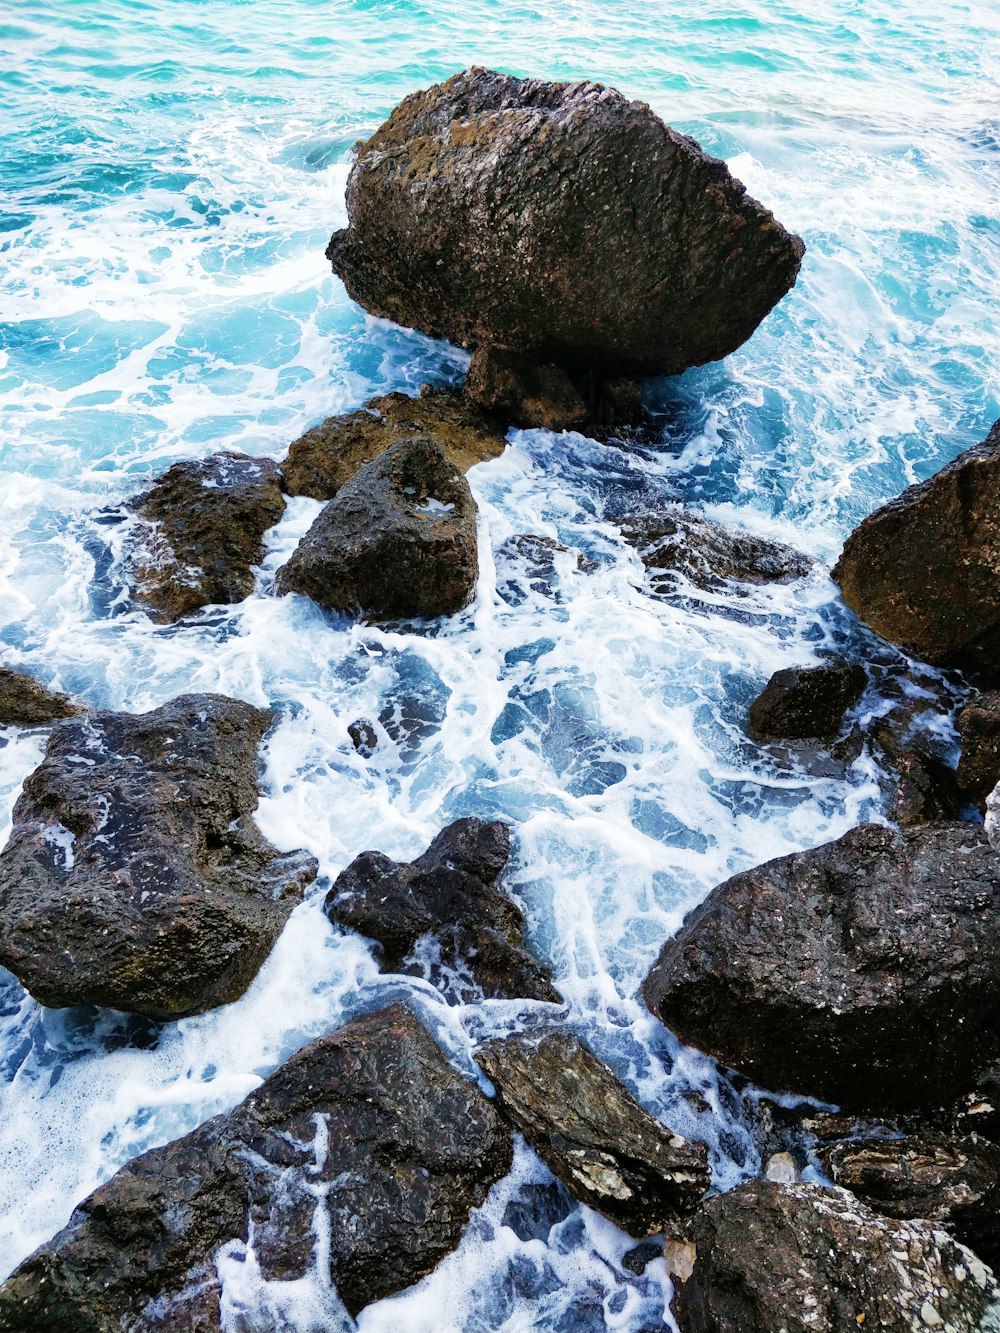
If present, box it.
[1,1,998,1328]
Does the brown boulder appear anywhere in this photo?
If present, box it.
[0,667,83,727]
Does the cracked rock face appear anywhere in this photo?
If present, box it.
[0,693,316,1019]
[0,1004,514,1331]
[328,68,804,378]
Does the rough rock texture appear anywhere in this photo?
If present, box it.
[0,1004,513,1331]
[643,821,1000,1111]
[475,1030,709,1234]
[276,436,478,620]
[325,818,559,1003]
[747,661,867,742]
[328,69,804,378]
[0,667,84,727]
[833,419,1000,682]
[957,692,1000,808]
[281,387,506,500]
[465,348,589,432]
[0,694,317,1018]
[891,749,962,827]
[673,1180,1000,1333]
[129,452,286,621]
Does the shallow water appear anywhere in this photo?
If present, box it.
[1,1,999,1328]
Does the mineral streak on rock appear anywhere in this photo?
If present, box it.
[0,667,84,727]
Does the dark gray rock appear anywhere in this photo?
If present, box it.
[475,1030,709,1234]
[0,667,84,727]
[890,749,962,827]
[326,818,559,1003]
[276,436,478,620]
[0,1003,513,1330]
[329,69,804,380]
[747,661,866,742]
[957,692,1000,809]
[0,694,316,1018]
[644,822,1000,1111]
[673,1180,1000,1333]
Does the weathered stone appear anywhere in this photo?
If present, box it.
[281,387,506,500]
[0,694,316,1018]
[129,452,285,621]
[275,436,478,620]
[329,68,804,379]
[0,1004,513,1330]
[325,818,558,1003]
[834,419,1000,682]
[891,749,962,827]
[465,348,589,432]
[475,1030,709,1234]
[957,692,1000,808]
[0,667,84,727]
[747,661,866,742]
[644,822,1000,1111]
[673,1180,1000,1333]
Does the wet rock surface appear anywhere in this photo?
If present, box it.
[957,691,1000,808]
[644,821,1000,1111]
[0,667,84,727]
[890,749,962,827]
[0,694,317,1018]
[276,435,479,620]
[674,1179,1000,1333]
[465,348,589,432]
[281,387,506,500]
[494,533,594,606]
[129,452,286,621]
[834,418,1000,682]
[325,817,559,1003]
[0,1003,513,1330]
[747,661,866,742]
[328,68,804,379]
[475,1030,710,1234]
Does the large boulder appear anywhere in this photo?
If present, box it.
[325,818,559,1003]
[475,1030,709,1234]
[0,694,317,1018]
[746,661,867,743]
[673,1180,1000,1333]
[281,387,506,500]
[833,419,1000,682]
[643,822,1000,1111]
[0,667,84,727]
[128,452,286,621]
[275,436,478,620]
[328,68,804,379]
[0,1003,513,1330]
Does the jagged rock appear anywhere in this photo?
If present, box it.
[644,822,1000,1111]
[0,667,84,727]
[275,436,478,620]
[328,68,804,381]
[673,1179,1000,1333]
[325,817,559,1003]
[281,387,506,500]
[0,694,317,1018]
[746,661,866,742]
[0,1004,513,1330]
[957,692,1000,808]
[475,1030,709,1234]
[834,419,1000,682]
[465,348,589,432]
[891,749,962,827]
[129,452,286,621]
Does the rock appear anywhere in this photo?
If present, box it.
[643,821,1000,1111]
[833,419,1000,682]
[957,692,1000,808]
[0,1003,513,1330]
[347,717,378,756]
[988,782,1000,853]
[494,533,593,606]
[129,452,286,622]
[673,1179,1000,1333]
[328,68,804,380]
[281,387,506,500]
[465,348,589,432]
[0,667,84,727]
[325,817,559,1003]
[891,749,962,827]
[275,436,478,620]
[0,694,317,1018]
[475,1030,709,1234]
[747,661,867,742]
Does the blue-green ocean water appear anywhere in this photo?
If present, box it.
[1,2,999,1329]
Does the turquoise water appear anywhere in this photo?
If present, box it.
[1,2,999,1328]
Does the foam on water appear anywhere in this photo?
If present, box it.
[2,0,999,1327]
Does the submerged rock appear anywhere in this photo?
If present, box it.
[833,419,1000,682]
[644,822,1000,1111]
[0,694,317,1018]
[276,436,478,620]
[475,1030,709,1234]
[0,1003,513,1329]
[673,1179,1000,1333]
[957,691,1000,809]
[0,667,84,727]
[325,817,559,1003]
[281,387,506,500]
[129,452,286,621]
[747,661,866,742]
[329,68,804,380]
